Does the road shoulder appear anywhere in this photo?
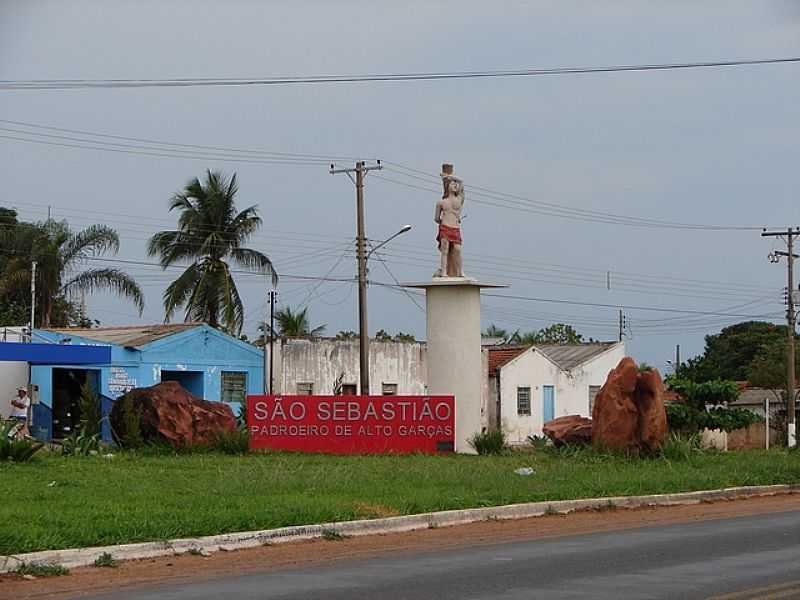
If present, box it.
[3,493,799,600]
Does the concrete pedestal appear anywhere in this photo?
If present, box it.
[406,277,505,454]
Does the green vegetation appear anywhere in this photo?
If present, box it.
[60,431,102,457]
[93,552,118,568]
[2,449,799,555]
[680,321,798,382]
[665,376,763,433]
[0,207,142,327]
[147,170,276,336]
[14,562,70,577]
[0,422,44,462]
[273,305,325,337]
[468,428,508,455]
[321,529,347,541]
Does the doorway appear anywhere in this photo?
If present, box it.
[161,370,204,397]
[52,368,98,439]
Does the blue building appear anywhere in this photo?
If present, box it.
[31,324,264,441]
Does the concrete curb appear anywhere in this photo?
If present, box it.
[3,484,798,574]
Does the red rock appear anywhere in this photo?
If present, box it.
[542,415,592,447]
[635,369,668,453]
[592,357,667,453]
[111,381,236,447]
[592,357,640,452]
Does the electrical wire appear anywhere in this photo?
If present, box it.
[2,56,798,90]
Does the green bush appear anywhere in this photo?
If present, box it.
[469,428,507,455]
[112,392,144,449]
[14,562,70,577]
[61,431,102,457]
[526,434,550,450]
[0,422,44,462]
[79,379,102,437]
[213,429,250,455]
[666,402,763,434]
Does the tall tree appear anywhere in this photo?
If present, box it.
[682,321,792,382]
[274,306,325,337]
[0,217,143,327]
[147,171,276,335]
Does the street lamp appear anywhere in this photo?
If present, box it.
[366,225,412,261]
[358,224,412,395]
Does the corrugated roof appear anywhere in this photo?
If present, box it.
[731,388,798,406]
[46,324,201,348]
[533,342,619,371]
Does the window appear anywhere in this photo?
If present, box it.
[342,383,357,395]
[296,382,314,395]
[517,387,531,416]
[382,383,398,396]
[221,372,246,404]
[589,385,602,414]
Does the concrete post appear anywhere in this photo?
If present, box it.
[407,278,506,453]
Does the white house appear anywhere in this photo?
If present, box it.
[489,342,626,444]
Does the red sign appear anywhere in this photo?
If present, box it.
[247,395,455,454]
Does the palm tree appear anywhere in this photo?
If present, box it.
[482,324,509,340]
[0,219,144,327]
[275,306,325,337]
[147,171,277,335]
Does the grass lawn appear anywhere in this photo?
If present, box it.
[2,448,799,555]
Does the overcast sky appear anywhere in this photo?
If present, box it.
[1,1,799,370]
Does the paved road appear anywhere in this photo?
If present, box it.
[82,510,800,600]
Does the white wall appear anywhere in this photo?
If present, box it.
[0,362,29,418]
[499,344,625,444]
[274,338,427,396]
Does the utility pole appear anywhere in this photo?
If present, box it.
[618,308,626,342]
[29,260,37,342]
[675,344,681,376]
[763,227,799,447]
[330,160,383,395]
[269,289,277,395]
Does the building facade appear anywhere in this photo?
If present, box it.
[31,324,263,441]
[269,337,429,397]
[489,342,625,444]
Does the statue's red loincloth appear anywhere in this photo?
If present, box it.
[437,224,462,249]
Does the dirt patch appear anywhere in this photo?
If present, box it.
[3,493,798,600]
[352,501,402,519]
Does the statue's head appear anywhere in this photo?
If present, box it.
[442,176,463,198]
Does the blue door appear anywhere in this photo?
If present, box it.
[543,386,555,423]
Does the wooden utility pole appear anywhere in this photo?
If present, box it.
[763,227,799,447]
[268,289,277,395]
[330,160,383,395]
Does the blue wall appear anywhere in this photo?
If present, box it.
[31,325,263,441]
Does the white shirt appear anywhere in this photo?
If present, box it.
[10,393,29,418]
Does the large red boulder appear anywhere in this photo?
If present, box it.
[592,357,668,453]
[635,368,668,453]
[542,415,593,447]
[111,381,236,447]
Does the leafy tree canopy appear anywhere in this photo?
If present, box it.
[680,321,793,382]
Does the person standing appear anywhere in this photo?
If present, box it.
[9,386,31,438]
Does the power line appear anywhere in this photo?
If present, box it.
[480,291,782,319]
[0,119,368,161]
[378,166,763,231]
[2,56,798,90]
